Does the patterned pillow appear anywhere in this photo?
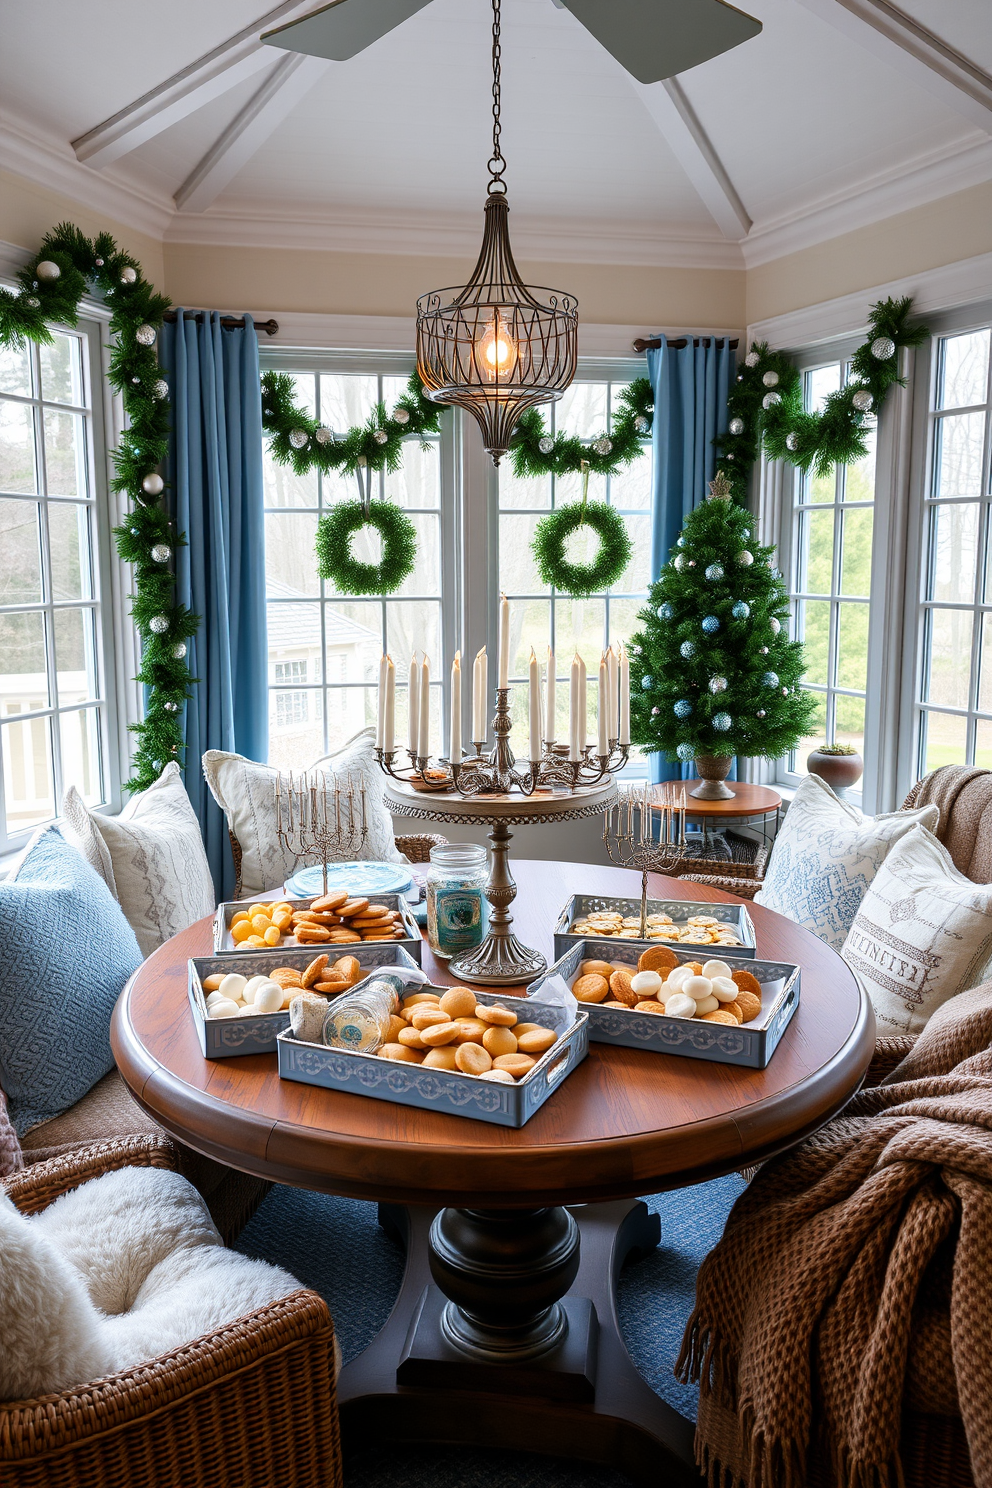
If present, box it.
[0,826,142,1137]
[843,825,992,1034]
[202,727,403,899]
[754,774,939,951]
[61,764,215,959]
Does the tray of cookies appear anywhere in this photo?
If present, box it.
[277,983,588,1128]
[188,943,422,1059]
[553,894,756,961]
[529,938,798,1069]
[212,889,422,963]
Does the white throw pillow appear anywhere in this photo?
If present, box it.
[202,726,403,899]
[842,824,992,1035]
[754,774,939,951]
[61,763,215,958]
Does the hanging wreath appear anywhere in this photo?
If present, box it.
[315,497,418,596]
[532,473,633,598]
[712,296,929,502]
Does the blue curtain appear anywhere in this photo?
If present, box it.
[646,337,735,786]
[161,311,267,898]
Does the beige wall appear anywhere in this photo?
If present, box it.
[746,180,992,325]
[0,171,165,286]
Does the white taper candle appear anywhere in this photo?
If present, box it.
[569,654,581,761]
[384,655,395,754]
[376,652,388,748]
[408,652,420,756]
[529,648,542,762]
[598,652,609,756]
[545,646,555,745]
[607,645,618,743]
[619,643,630,745]
[498,593,510,689]
[450,651,461,763]
[419,654,430,759]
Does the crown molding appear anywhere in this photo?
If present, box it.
[748,248,992,350]
[742,130,992,268]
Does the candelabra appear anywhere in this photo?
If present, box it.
[603,783,692,940]
[275,770,368,898]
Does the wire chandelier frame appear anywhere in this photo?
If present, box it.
[416,0,578,464]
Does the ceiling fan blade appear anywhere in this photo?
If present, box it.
[262,0,434,62]
[556,0,761,83]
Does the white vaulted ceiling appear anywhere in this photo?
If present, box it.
[1,0,990,268]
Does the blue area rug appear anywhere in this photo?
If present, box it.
[235,1174,744,1486]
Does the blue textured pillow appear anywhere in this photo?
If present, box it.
[0,826,142,1137]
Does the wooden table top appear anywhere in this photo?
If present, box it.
[676,781,783,817]
[111,860,873,1210]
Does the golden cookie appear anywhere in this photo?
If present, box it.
[325,930,362,943]
[423,1047,459,1070]
[723,1000,744,1024]
[302,955,329,988]
[379,1043,423,1063]
[493,1053,536,1078]
[385,1014,406,1042]
[482,1025,518,1058]
[451,1018,490,1043]
[735,989,761,1022]
[637,945,678,973]
[338,898,370,917]
[700,1010,739,1025]
[439,987,478,1020]
[602,999,631,1008]
[311,890,349,912]
[635,1000,668,1015]
[608,969,638,1007]
[580,959,615,979]
[402,992,442,1008]
[731,969,762,999]
[455,1042,493,1076]
[516,1026,556,1055]
[409,1005,451,1030]
[475,1003,518,1026]
[331,955,361,983]
[397,1026,428,1049]
[202,973,225,993]
[295,926,333,943]
[572,974,609,1004]
[420,1020,461,1047]
[313,979,351,996]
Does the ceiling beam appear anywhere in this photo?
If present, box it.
[71,0,320,168]
[796,0,992,133]
[633,78,751,240]
[174,53,329,212]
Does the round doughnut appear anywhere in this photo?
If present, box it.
[637,945,678,973]
[482,1025,518,1058]
[475,1003,518,1026]
[456,1043,493,1075]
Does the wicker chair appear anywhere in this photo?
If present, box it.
[1,1136,342,1488]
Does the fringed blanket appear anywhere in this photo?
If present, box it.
[677,982,992,1488]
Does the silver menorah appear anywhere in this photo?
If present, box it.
[603,782,692,938]
[275,769,368,896]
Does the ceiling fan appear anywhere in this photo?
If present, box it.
[261,0,762,85]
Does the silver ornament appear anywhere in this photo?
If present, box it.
[94,257,104,267]
[651,706,660,717]
[392,406,411,425]
[871,336,895,360]
[785,432,799,451]
[762,392,782,409]
[745,349,760,368]
[677,743,695,762]
[729,417,745,436]
[373,429,389,445]
[709,676,728,694]
[172,642,187,660]
[680,641,695,659]
[762,370,779,388]
[713,712,732,732]
[151,544,171,563]
[782,687,789,695]
[131,376,140,384]
[593,437,613,457]
[737,550,753,566]
[634,415,650,434]
[152,379,168,400]
[538,436,554,455]
[852,389,873,412]
[315,426,334,445]
[705,563,725,581]
[762,671,779,688]
[35,260,61,281]
[164,701,178,712]
[289,429,308,449]
[25,296,40,308]
[760,646,769,655]
[757,709,766,718]
[149,615,169,634]
[120,266,137,284]
[687,559,696,567]
[141,473,164,496]
[135,324,157,347]
[631,645,642,655]
[770,617,781,634]
[673,554,685,571]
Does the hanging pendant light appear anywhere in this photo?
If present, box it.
[416,0,578,465]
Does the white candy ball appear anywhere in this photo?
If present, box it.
[665,964,692,990]
[242,975,270,1006]
[630,970,663,997]
[218,973,247,1002]
[693,995,720,1016]
[701,960,733,981]
[664,992,697,1019]
[209,999,242,1019]
[682,975,714,1002]
[205,990,226,1008]
[253,983,284,1014]
[710,976,739,1003]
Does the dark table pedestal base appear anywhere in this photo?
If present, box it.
[338,1200,701,1487]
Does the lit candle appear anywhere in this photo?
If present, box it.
[376,652,388,749]
[408,652,420,756]
[498,592,510,689]
[569,654,581,762]
[545,646,555,745]
[529,648,541,762]
[619,643,630,746]
[598,651,609,757]
[384,655,395,754]
[578,654,587,751]
[450,651,462,763]
[473,645,487,744]
[419,654,430,760]
[607,645,618,743]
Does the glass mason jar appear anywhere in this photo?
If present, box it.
[426,842,489,960]
[322,978,400,1053]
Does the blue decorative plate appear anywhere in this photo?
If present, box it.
[284,861,414,900]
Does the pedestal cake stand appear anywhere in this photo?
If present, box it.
[383,778,617,986]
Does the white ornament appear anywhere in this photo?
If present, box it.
[172,642,187,660]
[852,389,873,412]
[135,324,157,347]
[634,415,650,434]
[315,426,334,445]
[374,429,389,445]
[141,473,164,496]
[120,266,137,285]
[593,437,613,457]
[745,349,760,368]
[770,617,781,634]
[289,429,308,449]
[762,392,782,409]
[673,554,684,571]
[94,257,104,267]
[871,336,895,360]
[35,260,61,281]
[152,379,168,400]
[164,701,178,712]
[709,676,728,694]
[728,417,745,436]
[392,406,411,425]
[538,436,554,455]
[737,550,753,566]
[151,544,171,563]
[762,370,779,388]
[785,432,799,451]
[757,709,766,718]
[149,615,169,634]
[25,296,39,308]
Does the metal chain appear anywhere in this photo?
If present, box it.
[488,0,507,193]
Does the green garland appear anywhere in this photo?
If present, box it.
[532,498,633,599]
[0,223,195,793]
[261,370,442,473]
[509,378,654,478]
[315,499,418,596]
[713,296,929,502]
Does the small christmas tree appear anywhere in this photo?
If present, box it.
[628,474,815,767]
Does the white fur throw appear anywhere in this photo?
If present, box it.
[0,1166,300,1401]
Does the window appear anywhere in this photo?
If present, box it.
[782,359,877,788]
[0,320,117,852]
[496,377,651,771]
[915,324,992,774]
[262,368,453,770]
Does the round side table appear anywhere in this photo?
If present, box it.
[678,779,782,856]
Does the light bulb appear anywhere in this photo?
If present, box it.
[478,314,517,381]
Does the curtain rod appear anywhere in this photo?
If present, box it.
[632,335,739,352]
[161,311,280,336]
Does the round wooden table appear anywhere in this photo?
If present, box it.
[679,779,783,853]
[112,860,873,1488]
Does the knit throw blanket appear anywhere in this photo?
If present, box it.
[677,982,992,1488]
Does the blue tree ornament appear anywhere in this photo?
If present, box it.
[713,712,732,731]
[641,675,654,689]
[705,563,725,581]
[677,743,695,762]
[702,615,720,634]
[658,602,673,620]
[680,640,696,659]
[762,671,780,688]
[731,601,750,620]
[674,700,693,718]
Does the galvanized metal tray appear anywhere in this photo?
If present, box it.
[188,943,421,1060]
[276,989,588,1128]
[211,893,422,964]
[530,938,799,1069]
[553,893,756,962]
